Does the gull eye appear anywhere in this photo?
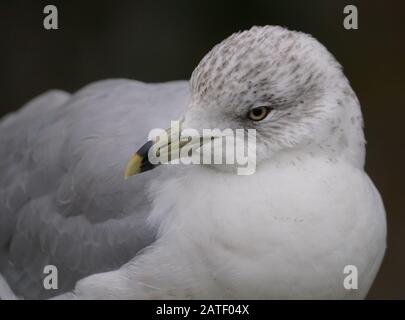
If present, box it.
[247,106,272,121]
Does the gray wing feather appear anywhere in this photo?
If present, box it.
[0,79,190,299]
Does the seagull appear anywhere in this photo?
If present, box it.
[0,26,386,300]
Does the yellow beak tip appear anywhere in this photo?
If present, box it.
[124,154,143,180]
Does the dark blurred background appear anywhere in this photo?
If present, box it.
[0,0,403,299]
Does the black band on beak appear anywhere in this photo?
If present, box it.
[137,140,157,173]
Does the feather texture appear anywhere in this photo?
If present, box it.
[0,80,189,299]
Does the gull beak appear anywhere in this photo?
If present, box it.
[124,140,156,179]
[124,122,189,179]
[124,121,225,179]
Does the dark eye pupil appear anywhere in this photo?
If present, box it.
[252,108,264,116]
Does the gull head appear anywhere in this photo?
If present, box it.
[125,25,365,178]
